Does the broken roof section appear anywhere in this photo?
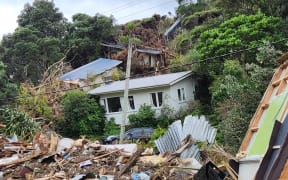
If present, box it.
[60,58,122,81]
[239,53,288,156]
[237,53,288,180]
[155,115,217,160]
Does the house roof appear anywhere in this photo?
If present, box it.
[61,58,122,81]
[135,48,161,55]
[164,17,182,38]
[88,71,192,95]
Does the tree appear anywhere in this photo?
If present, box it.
[216,0,288,19]
[18,0,67,38]
[0,61,17,106]
[57,90,105,138]
[0,0,67,84]
[66,13,116,68]
[194,13,286,75]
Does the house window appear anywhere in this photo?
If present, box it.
[178,88,186,101]
[101,99,107,110]
[107,97,122,113]
[128,96,135,110]
[106,96,135,113]
[151,92,163,107]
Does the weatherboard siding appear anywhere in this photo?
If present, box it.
[98,77,196,124]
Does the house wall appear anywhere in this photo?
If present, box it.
[100,86,170,125]
[167,76,196,112]
[99,76,196,125]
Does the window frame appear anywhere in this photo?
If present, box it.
[104,95,135,113]
[177,87,186,102]
[150,91,163,108]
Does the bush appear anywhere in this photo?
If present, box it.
[57,90,105,138]
[104,117,120,136]
[0,107,40,142]
[128,104,156,128]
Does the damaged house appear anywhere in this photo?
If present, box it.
[60,58,122,91]
[88,71,197,124]
[102,42,168,76]
[236,53,288,180]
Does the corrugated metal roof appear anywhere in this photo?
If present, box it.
[164,17,182,38]
[88,71,192,95]
[60,58,122,81]
[155,115,217,160]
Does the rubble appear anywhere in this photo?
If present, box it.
[0,116,235,179]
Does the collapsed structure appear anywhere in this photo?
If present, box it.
[0,115,234,179]
[237,53,288,179]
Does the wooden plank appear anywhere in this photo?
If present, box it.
[0,152,42,167]
[279,160,288,180]
[251,127,259,132]
[261,103,269,110]
[276,80,286,95]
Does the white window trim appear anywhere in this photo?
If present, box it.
[178,87,186,102]
[103,95,136,114]
[150,92,163,108]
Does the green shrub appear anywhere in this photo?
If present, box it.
[57,90,105,138]
[104,117,120,136]
[0,107,40,142]
[128,104,156,128]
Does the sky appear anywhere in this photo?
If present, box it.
[0,0,179,38]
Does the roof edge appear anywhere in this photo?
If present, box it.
[169,71,193,85]
[89,84,170,96]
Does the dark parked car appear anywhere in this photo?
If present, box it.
[103,127,154,144]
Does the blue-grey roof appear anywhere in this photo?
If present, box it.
[61,58,122,81]
[89,71,192,95]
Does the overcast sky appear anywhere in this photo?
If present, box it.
[0,0,179,38]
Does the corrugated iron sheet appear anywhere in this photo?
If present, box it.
[155,115,217,160]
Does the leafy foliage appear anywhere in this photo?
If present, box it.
[128,104,157,128]
[195,13,285,74]
[0,62,17,106]
[104,117,120,136]
[57,90,105,138]
[0,107,40,142]
[17,84,53,120]
[1,0,67,84]
[216,0,288,19]
[66,13,116,68]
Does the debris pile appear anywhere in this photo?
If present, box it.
[0,116,235,179]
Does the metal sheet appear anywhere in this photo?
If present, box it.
[155,115,217,159]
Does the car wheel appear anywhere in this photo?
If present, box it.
[111,139,119,144]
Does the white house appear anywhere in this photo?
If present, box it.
[88,71,197,124]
